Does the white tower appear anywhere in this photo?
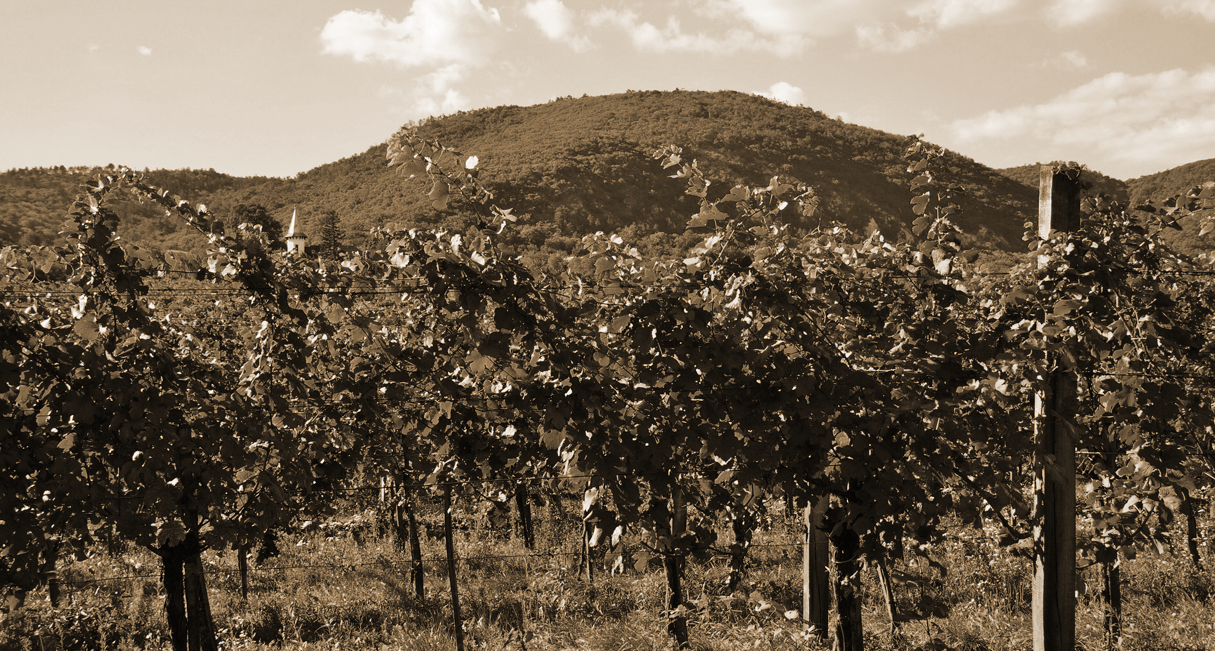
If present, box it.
[285,209,308,255]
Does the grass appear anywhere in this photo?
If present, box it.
[2,498,1212,651]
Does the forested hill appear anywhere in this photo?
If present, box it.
[0,166,273,250]
[6,90,1045,255]
[995,164,1129,203]
[1126,159,1215,257]
[996,158,1215,257]
[1127,158,1215,208]
[268,90,1038,253]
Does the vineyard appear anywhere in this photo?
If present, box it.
[3,130,1215,651]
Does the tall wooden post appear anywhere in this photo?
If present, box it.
[237,545,249,600]
[802,497,830,636]
[407,503,425,599]
[582,521,594,582]
[662,487,690,649]
[46,541,61,608]
[1033,165,1081,651]
[830,523,864,651]
[1101,554,1123,650]
[183,507,219,651]
[444,486,466,651]
[515,483,535,550]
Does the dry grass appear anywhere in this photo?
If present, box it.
[2,500,1212,651]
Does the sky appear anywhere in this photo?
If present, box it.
[2,0,1213,181]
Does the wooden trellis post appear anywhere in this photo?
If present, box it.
[443,485,466,651]
[237,545,249,600]
[803,496,830,636]
[1033,164,1081,651]
[660,486,690,649]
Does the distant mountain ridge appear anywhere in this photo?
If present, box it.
[3,90,1210,259]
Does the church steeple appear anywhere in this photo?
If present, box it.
[285,208,308,254]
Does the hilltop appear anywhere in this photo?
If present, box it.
[227,90,1038,256]
[14,90,1194,261]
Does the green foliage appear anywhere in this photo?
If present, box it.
[3,91,1042,260]
[5,104,1215,651]
[1126,157,1215,209]
[999,192,1198,554]
[0,171,356,649]
[998,158,1215,257]
[998,162,1129,204]
[231,203,283,243]
[0,166,272,253]
[316,209,343,258]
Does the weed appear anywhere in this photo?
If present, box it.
[4,502,1213,651]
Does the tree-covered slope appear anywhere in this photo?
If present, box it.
[248,90,1038,253]
[997,158,1215,257]
[996,163,1129,204]
[6,90,1046,255]
[0,166,273,251]
[1127,158,1215,206]
[1125,158,1215,256]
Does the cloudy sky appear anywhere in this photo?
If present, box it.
[2,0,1213,180]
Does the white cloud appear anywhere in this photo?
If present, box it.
[719,0,884,40]
[589,9,799,55]
[758,82,806,105]
[419,64,468,96]
[137,46,152,56]
[1151,0,1215,19]
[574,0,1215,59]
[322,1,503,121]
[852,0,1017,51]
[378,64,475,119]
[851,0,1209,50]
[856,23,934,52]
[1059,49,1088,68]
[413,87,473,117]
[320,0,502,69]
[953,67,1215,172]
[909,0,1018,28]
[719,0,1013,52]
[1045,0,1123,26]
[525,0,591,51]
[379,84,472,119]
[1045,0,1215,25]
[1040,49,1089,69]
